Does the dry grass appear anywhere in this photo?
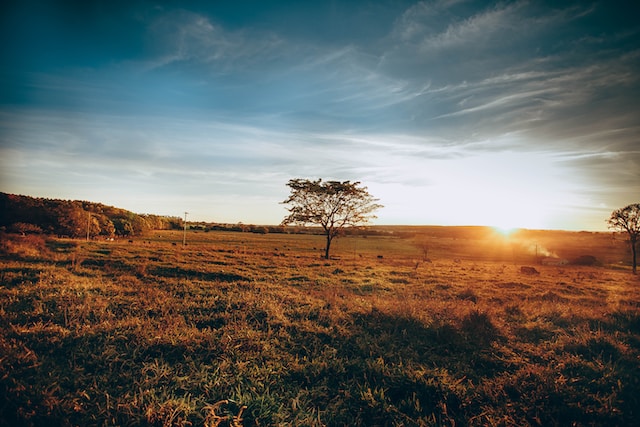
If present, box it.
[1,229,639,426]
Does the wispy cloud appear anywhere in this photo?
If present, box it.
[1,1,638,228]
[143,10,287,72]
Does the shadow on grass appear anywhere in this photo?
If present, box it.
[0,267,43,288]
[607,310,640,335]
[150,265,249,282]
[278,308,505,426]
[44,239,78,253]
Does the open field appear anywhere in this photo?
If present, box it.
[1,227,639,426]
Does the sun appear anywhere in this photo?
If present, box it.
[492,226,518,237]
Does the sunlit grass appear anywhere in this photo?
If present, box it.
[1,229,639,426]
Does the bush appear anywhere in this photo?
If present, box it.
[10,222,43,235]
[571,255,599,266]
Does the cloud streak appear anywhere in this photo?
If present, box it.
[1,0,638,229]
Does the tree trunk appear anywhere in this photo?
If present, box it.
[632,236,637,274]
[325,234,332,259]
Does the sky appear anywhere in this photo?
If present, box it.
[1,0,639,230]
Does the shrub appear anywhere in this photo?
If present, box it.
[10,222,43,235]
[571,255,599,266]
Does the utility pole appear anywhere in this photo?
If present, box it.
[183,212,188,246]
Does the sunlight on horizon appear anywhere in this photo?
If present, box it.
[492,226,518,237]
[371,151,564,230]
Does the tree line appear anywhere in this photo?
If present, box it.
[0,193,182,238]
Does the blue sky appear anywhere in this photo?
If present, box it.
[1,0,639,230]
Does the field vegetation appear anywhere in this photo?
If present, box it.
[1,227,639,426]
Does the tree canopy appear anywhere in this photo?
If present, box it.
[0,193,182,238]
[607,203,640,274]
[281,179,382,259]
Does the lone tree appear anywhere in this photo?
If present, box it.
[281,179,382,259]
[607,203,640,274]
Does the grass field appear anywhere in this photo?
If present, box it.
[1,227,639,426]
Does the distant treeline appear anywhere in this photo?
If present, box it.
[195,222,399,237]
[0,193,182,238]
[0,192,401,239]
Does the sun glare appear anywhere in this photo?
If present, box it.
[492,226,517,237]
[457,153,552,227]
[370,150,567,229]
